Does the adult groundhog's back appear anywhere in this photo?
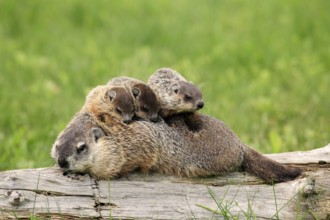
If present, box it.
[160,114,245,174]
[160,113,301,182]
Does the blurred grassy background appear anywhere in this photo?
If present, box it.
[0,0,329,170]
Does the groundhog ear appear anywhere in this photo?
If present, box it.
[92,127,105,142]
[171,83,180,94]
[132,87,141,98]
[107,90,116,102]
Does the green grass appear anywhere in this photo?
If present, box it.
[0,0,329,170]
[197,184,310,219]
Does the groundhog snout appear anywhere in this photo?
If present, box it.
[148,111,160,122]
[121,114,133,124]
[58,157,69,169]
[122,118,132,124]
[150,115,161,123]
[196,101,204,109]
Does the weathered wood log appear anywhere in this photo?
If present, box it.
[0,144,329,219]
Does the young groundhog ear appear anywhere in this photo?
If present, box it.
[132,87,141,98]
[107,90,116,102]
[171,83,180,94]
[92,127,105,142]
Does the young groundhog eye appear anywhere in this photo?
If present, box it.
[141,106,149,112]
[184,95,192,101]
[116,107,122,114]
[171,83,180,94]
[77,142,87,154]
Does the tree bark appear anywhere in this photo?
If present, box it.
[0,144,329,219]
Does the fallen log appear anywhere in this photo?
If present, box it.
[0,144,329,219]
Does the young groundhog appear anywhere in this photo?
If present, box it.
[52,86,302,183]
[108,77,160,122]
[148,68,204,117]
[83,85,135,124]
[148,67,204,131]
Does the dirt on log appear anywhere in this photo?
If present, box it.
[0,144,329,219]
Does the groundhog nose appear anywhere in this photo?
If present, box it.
[58,157,69,169]
[122,119,132,124]
[150,115,161,123]
[197,101,204,109]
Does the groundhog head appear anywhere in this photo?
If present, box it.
[51,112,106,172]
[85,85,136,124]
[167,81,204,113]
[52,112,127,178]
[131,83,160,122]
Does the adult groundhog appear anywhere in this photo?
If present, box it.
[51,111,160,178]
[148,68,204,117]
[52,86,302,183]
[108,77,160,122]
[83,85,136,124]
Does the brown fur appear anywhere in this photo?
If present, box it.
[148,68,204,117]
[52,86,302,183]
[148,68,204,131]
[83,85,135,124]
[51,111,159,179]
[165,113,302,183]
[242,147,301,183]
[108,77,160,122]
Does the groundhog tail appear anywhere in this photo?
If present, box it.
[242,147,302,183]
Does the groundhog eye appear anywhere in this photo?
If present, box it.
[184,95,192,101]
[141,106,149,112]
[116,107,122,114]
[77,143,87,154]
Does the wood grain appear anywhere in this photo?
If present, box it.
[0,144,329,219]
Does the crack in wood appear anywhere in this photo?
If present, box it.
[0,188,94,197]
[0,188,64,197]
[90,178,103,218]
[0,144,329,219]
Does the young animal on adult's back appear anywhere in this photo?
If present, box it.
[108,76,160,122]
[52,85,302,183]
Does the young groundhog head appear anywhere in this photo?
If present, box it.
[163,81,204,116]
[148,67,205,117]
[84,85,136,124]
[130,83,160,122]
